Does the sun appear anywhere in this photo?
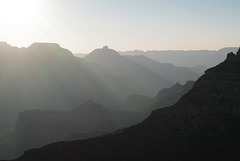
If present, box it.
[0,0,43,25]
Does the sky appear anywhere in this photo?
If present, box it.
[0,0,239,53]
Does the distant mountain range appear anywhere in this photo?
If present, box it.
[85,46,198,100]
[78,47,239,75]
[0,42,201,160]
[9,48,240,161]
[0,43,113,132]
[0,43,199,134]
[119,47,238,68]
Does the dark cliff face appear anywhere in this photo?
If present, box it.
[9,50,240,161]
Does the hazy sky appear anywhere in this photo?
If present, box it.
[0,0,239,53]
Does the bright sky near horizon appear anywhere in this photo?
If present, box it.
[0,0,239,53]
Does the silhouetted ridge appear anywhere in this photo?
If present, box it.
[155,81,194,97]
[86,46,120,58]
[29,42,60,48]
[0,42,20,56]
[205,51,240,74]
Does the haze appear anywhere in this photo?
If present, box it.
[0,0,240,160]
[0,0,239,53]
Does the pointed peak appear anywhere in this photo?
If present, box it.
[102,46,109,50]
[226,52,236,60]
[174,82,181,86]
[86,46,120,58]
[225,50,240,62]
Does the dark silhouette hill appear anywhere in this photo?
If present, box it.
[9,48,240,161]
[0,101,147,160]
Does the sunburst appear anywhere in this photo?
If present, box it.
[0,0,43,25]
